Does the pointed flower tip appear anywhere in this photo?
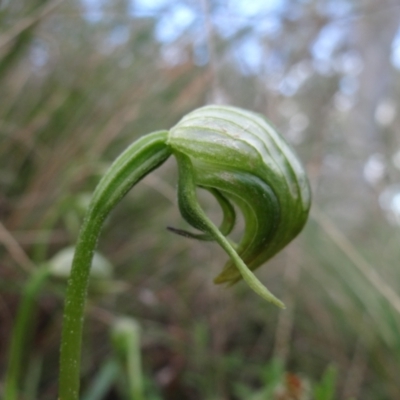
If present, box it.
[275,299,286,310]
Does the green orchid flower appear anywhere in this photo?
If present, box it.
[169,105,311,293]
[58,105,311,400]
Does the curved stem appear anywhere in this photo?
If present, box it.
[59,131,171,400]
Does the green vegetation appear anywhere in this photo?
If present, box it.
[1,1,400,399]
[58,105,310,399]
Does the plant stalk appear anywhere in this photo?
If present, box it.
[58,131,170,400]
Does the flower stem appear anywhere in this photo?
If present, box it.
[59,131,170,400]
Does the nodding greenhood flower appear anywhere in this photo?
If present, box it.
[59,105,311,400]
[167,105,311,307]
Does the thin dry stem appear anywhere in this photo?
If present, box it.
[0,221,35,272]
[312,206,400,315]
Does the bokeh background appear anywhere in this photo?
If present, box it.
[1,0,400,399]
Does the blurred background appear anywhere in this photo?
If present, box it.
[1,0,400,399]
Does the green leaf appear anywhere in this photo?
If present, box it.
[314,365,338,400]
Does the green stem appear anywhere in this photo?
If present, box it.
[4,265,50,400]
[111,317,144,400]
[125,324,143,400]
[81,358,120,400]
[59,131,171,400]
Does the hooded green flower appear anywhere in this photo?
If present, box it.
[59,105,312,399]
[168,105,311,287]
